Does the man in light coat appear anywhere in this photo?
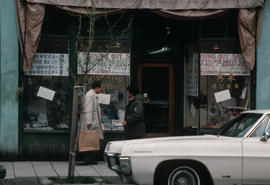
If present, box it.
[81,81,104,164]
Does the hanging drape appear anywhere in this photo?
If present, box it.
[238,8,264,70]
[15,0,264,71]
[152,9,227,20]
[23,0,264,9]
[16,1,45,71]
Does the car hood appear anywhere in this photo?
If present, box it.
[105,135,242,155]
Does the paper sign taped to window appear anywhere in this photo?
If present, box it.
[190,103,196,118]
[214,89,231,103]
[98,94,111,105]
[241,87,247,100]
[37,86,56,101]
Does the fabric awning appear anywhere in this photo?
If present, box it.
[16,0,265,71]
[25,0,264,10]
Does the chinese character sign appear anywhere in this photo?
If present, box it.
[200,54,250,76]
[77,52,130,76]
[25,53,69,76]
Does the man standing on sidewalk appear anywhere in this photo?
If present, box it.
[81,81,104,164]
[122,85,145,140]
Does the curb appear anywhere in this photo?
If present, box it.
[39,176,134,185]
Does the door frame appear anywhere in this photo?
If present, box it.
[137,63,175,137]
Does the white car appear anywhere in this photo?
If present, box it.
[104,110,270,185]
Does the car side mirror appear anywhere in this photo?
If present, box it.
[260,132,270,142]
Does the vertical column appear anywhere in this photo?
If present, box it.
[257,0,270,109]
[0,0,19,159]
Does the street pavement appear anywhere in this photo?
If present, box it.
[0,161,133,185]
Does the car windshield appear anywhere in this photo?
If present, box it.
[216,113,263,137]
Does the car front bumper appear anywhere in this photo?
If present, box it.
[104,153,133,183]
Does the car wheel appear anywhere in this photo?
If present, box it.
[167,166,200,185]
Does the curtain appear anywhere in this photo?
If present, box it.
[25,0,264,10]
[56,6,124,15]
[152,9,227,20]
[16,1,45,71]
[238,8,263,70]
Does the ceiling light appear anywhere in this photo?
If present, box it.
[148,46,171,55]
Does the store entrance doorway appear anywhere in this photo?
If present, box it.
[137,63,175,137]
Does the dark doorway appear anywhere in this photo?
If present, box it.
[138,63,175,137]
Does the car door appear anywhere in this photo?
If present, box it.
[242,115,270,185]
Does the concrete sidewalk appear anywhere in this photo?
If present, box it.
[0,161,129,184]
[0,161,118,179]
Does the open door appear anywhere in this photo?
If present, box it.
[137,63,175,137]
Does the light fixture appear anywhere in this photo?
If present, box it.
[148,46,172,55]
[213,44,220,50]
[114,42,121,48]
[147,18,172,55]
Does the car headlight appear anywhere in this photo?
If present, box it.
[105,143,111,152]
[119,157,132,176]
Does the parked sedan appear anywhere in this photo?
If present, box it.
[104,110,270,185]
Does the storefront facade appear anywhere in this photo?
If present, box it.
[1,0,270,160]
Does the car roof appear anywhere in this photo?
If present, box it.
[243,109,270,114]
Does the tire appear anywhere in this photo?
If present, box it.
[157,165,201,185]
[168,166,200,185]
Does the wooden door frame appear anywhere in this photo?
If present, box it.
[137,63,175,137]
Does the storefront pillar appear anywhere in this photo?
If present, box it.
[257,0,270,109]
[0,0,19,159]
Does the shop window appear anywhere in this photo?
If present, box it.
[200,12,238,39]
[184,42,251,131]
[200,18,226,38]
[23,76,70,131]
[77,41,131,131]
[23,38,70,132]
[77,75,129,131]
[42,7,69,36]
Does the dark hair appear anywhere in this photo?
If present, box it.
[127,85,138,96]
[92,81,102,89]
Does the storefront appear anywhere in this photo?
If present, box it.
[19,8,132,160]
[15,0,264,160]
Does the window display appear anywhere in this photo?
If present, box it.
[76,47,131,131]
[77,75,129,131]
[23,76,70,131]
[184,45,250,130]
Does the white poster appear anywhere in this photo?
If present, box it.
[37,86,56,101]
[25,53,69,76]
[200,53,250,76]
[98,94,111,105]
[77,52,130,76]
[214,89,231,103]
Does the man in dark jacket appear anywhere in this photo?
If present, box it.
[122,86,145,139]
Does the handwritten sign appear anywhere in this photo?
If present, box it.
[200,53,250,76]
[77,52,130,76]
[25,53,69,76]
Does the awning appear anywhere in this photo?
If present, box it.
[25,0,264,10]
[15,0,265,71]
